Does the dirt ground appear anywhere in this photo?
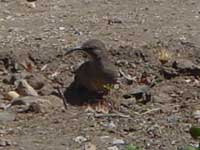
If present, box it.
[1,0,200,150]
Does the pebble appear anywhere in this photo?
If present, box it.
[7,96,52,113]
[113,84,120,90]
[59,27,65,31]
[0,111,16,122]
[6,91,20,100]
[103,121,116,128]
[173,59,200,76]
[0,139,12,147]
[100,136,111,143]
[26,2,36,8]
[112,139,125,145]
[107,146,119,150]
[84,142,96,150]
[74,136,88,144]
[25,74,45,90]
[193,110,200,119]
[15,79,38,96]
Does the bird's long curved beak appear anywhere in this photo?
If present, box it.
[63,46,83,55]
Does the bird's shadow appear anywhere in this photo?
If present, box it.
[63,80,103,106]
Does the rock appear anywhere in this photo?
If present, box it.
[59,27,65,31]
[112,139,125,145]
[113,84,120,90]
[107,146,119,150]
[107,121,116,128]
[0,111,16,122]
[193,110,200,119]
[74,136,88,144]
[0,0,10,2]
[5,91,20,100]
[115,60,129,67]
[160,59,200,78]
[26,2,36,8]
[100,136,111,143]
[0,94,4,100]
[38,84,54,96]
[172,59,200,76]
[119,69,134,85]
[84,142,96,150]
[108,18,123,24]
[0,139,15,147]
[102,121,116,129]
[3,73,28,85]
[25,74,45,90]
[0,139,7,147]
[0,103,8,110]
[7,96,52,113]
[159,66,178,79]
[15,79,38,96]
[123,85,151,103]
[167,115,181,124]
[153,92,172,104]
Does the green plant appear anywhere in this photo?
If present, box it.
[181,145,197,150]
[180,127,200,150]
[125,144,140,150]
[189,126,200,150]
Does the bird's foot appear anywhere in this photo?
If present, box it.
[94,103,109,114]
[85,99,114,114]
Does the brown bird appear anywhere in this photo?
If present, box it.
[64,39,118,96]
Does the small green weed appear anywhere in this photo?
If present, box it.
[125,144,140,150]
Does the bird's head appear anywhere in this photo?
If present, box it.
[64,39,106,60]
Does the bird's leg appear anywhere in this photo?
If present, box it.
[57,87,68,109]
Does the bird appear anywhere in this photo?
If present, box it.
[64,39,118,97]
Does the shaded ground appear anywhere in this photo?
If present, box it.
[1,0,200,150]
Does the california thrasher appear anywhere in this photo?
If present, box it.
[64,39,118,96]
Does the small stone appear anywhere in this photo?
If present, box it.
[84,142,96,150]
[100,136,111,143]
[100,136,110,140]
[172,59,200,75]
[108,18,123,24]
[112,139,125,145]
[0,111,16,122]
[113,84,119,90]
[59,27,65,31]
[5,140,12,146]
[115,60,129,67]
[108,121,116,128]
[171,140,176,145]
[26,75,45,90]
[6,16,12,20]
[0,103,8,110]
[103,121,116,128]
[74,136,88,144]
[15,79,38,96]
[0,139,13,147]
[5,91,20,100]
[0,139,7,146]
[26,2,36,8]
[3,73,26,85]
[193,110,200,119]
[107,146,119,150]
[123,85,151,103]
[74,30,82,36]
[7,96,52,113]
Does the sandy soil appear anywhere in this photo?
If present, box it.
[1,0,200,150]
